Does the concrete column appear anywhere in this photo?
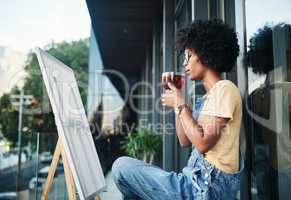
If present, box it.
[235,1,250,199]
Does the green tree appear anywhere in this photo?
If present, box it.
[0,92,19,145]
[0,39,89,149]
[24,39,89,103]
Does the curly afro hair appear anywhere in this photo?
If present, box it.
[246,25,273,74]
[246,23,291,74]
[175,19,239,73]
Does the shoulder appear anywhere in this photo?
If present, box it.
[216,80,239,90]
[199,80,242,122]
[208,80,242,109]
[211,80,241,98]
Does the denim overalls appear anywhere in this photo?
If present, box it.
[181,96,245,199]
[112,96,245,200]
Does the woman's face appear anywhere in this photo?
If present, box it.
[184,49,207,80]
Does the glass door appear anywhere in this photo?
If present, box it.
[174,0,192,171]
[245,0,291,199]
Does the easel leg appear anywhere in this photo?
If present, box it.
[41,138,100,200]
[61,145,77,200]
[41,140,61,200]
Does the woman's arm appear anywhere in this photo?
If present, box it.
[162,82,229,153]
[175,113,192,147]
[178,106,229,154]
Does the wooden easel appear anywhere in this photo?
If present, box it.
[40,139,100,200]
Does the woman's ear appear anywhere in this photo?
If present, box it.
[193,54,200,63]
[189,49,200,63]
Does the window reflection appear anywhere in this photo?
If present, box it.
[246,21,291,200]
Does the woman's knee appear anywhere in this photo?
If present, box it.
[112,156,137,182]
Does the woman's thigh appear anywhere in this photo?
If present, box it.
[112,156,195,200]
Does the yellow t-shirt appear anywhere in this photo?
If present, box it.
[198,80,242,173]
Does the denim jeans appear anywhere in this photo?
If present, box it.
[112,97,244,200]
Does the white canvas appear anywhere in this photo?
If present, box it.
[35,48,106,200]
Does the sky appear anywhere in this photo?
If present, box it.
[245,0,291,42]
[0,0,91,53]
[245,0,291,93]
[0,0,123,129]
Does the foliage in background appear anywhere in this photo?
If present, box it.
[0,88,19,144]
[121,127,162,164]
[0,39,89,150]
[23,40,89,103]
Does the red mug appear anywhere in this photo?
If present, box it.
[161,72,185,90]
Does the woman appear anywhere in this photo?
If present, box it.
[112,19,243,200]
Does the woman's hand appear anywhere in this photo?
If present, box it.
[161,82,185,108]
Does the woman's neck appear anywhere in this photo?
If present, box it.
[202,70,222,92]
